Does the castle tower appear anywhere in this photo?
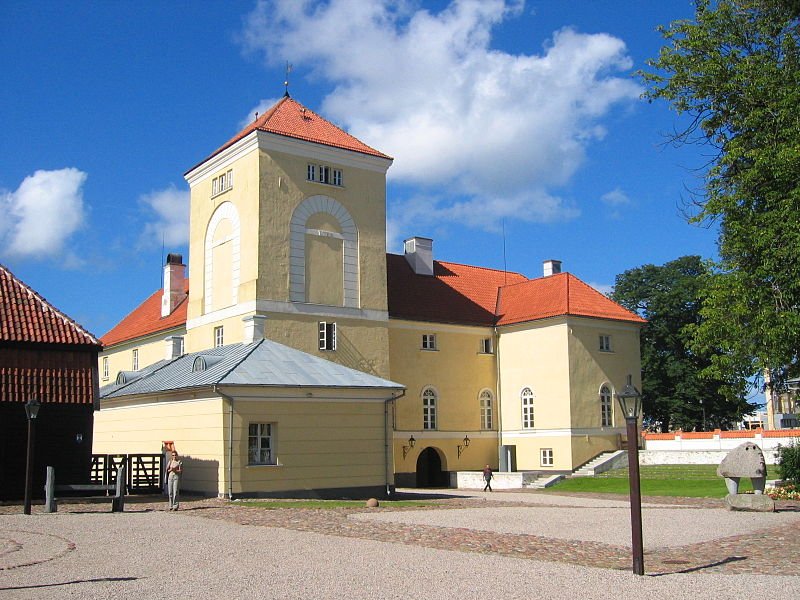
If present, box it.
[183,96,394,377]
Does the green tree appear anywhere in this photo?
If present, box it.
[612,256,752,431]
[642,1,800,393]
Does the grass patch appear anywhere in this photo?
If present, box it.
[547,464,780,498]
[237,499,435,509]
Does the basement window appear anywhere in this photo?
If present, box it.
[540,448,554,467]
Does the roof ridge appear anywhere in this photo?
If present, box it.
[218,339,264,383]
[1,263,100,345]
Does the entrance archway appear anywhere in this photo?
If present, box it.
[415,447,448,488]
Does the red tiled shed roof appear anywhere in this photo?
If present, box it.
[386,254,527,325]
[496,272,645,326]
[100,280,188,347]
[188,96,391,174]
[0,264,100,346]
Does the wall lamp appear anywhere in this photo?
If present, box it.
[402,435,416,459]
[457,434,471,458]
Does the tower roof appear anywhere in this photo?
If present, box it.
[190,96,391,173]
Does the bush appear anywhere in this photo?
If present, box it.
[777,442,800,484]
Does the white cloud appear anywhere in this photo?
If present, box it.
[589,281,614,296]
[139,186,190,249]
[239,97,282,129]
[601,187,631,206]
[0,168,87,260]
[241,0,641,232]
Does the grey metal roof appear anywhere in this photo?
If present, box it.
[100,338,404,398]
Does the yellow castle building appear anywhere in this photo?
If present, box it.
[95,95,644,498]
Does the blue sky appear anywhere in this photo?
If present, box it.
[1,0,716,340]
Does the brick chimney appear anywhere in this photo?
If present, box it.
[161,253,186,317]
[404,237,434,276]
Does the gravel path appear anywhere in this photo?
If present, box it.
[1,490,798,599]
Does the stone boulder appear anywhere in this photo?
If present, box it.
[717,441,768,498]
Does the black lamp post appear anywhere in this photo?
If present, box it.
[616,376,644,576]
[23,398,42,515]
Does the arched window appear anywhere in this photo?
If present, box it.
[479,389,493,430]
[422,387,437,430]
[204,202,241,313]
[600,385,613,427]
[289,195,358,307]
[521,387,534,429]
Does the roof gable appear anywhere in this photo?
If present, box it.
[0,264,100,346]
[496,272,645,326]
[194,96,391,171]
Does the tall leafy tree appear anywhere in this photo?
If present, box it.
[612,256,751,431]
[642,1,800,394]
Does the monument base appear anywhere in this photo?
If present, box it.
[724,493,775,512]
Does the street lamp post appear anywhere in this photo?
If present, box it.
[23,398,42,515]
[616,376,644,576]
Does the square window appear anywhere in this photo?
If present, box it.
[319,321,337,351]
[248,423,275,465]
[422,334,437,351]
[541,448,554,466]
[599,335,611,352]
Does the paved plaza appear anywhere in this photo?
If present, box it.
[1,489,798,599]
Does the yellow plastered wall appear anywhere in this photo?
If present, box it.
[233,396,391,495]
[99,328,186,386]
[93,395,226,495]
[389,321,499,471]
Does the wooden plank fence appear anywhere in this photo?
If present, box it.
[90,454,163,493]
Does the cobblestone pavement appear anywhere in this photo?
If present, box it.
[3,491,798,577]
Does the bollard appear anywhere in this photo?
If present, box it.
[111,464,126,512]
[44,466,58,513]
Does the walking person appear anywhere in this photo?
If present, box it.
[482,464,493,492]
[166,451,183,511]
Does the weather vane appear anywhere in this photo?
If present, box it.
[284,61,293,97]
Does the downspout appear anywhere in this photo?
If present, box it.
[494,326,503,469]
[385,390,406,497]
[214,385,235,500]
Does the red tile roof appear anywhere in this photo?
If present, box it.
[0,264,100,346]
[101,257,642,345]
[496,272,645,326]
[189,96,391,174]
[386,254,528,325]
[100,281,188,347]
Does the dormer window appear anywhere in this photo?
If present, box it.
[307,163,343,187]
[212,169,233,197]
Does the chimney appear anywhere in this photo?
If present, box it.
[404,237,434,276]
[164,336,184,360]
[543,259,562,277]
[161,253,186,317]
[242,314,268,343]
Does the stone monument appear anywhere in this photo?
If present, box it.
[717,441,775,512]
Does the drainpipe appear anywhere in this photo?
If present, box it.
[385,390,406,497]
[214,385,235,500]
[494,326,503,470]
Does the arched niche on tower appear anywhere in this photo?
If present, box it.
[204,201,241,314]
[289,195,358,308]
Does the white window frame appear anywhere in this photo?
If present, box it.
[600,385,613,427]
[214,326,224,348]
[248,423,275,465]
[422,387,437,430]
[422,334,437,351]
[102,356,109,380]
[540,448,554,466]
[319,321,337,351]
[332,168,343,186]
[599,334,612,352]
[480,337,493,354]
[521,387,534,429]
[480,389,493,430]
[131,349,139,371]
[212,169,233,198]
[307,164,316,181]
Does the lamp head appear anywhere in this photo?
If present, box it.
[616,376,641,420]
[408,435,415,448]
[25,398,41,420]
